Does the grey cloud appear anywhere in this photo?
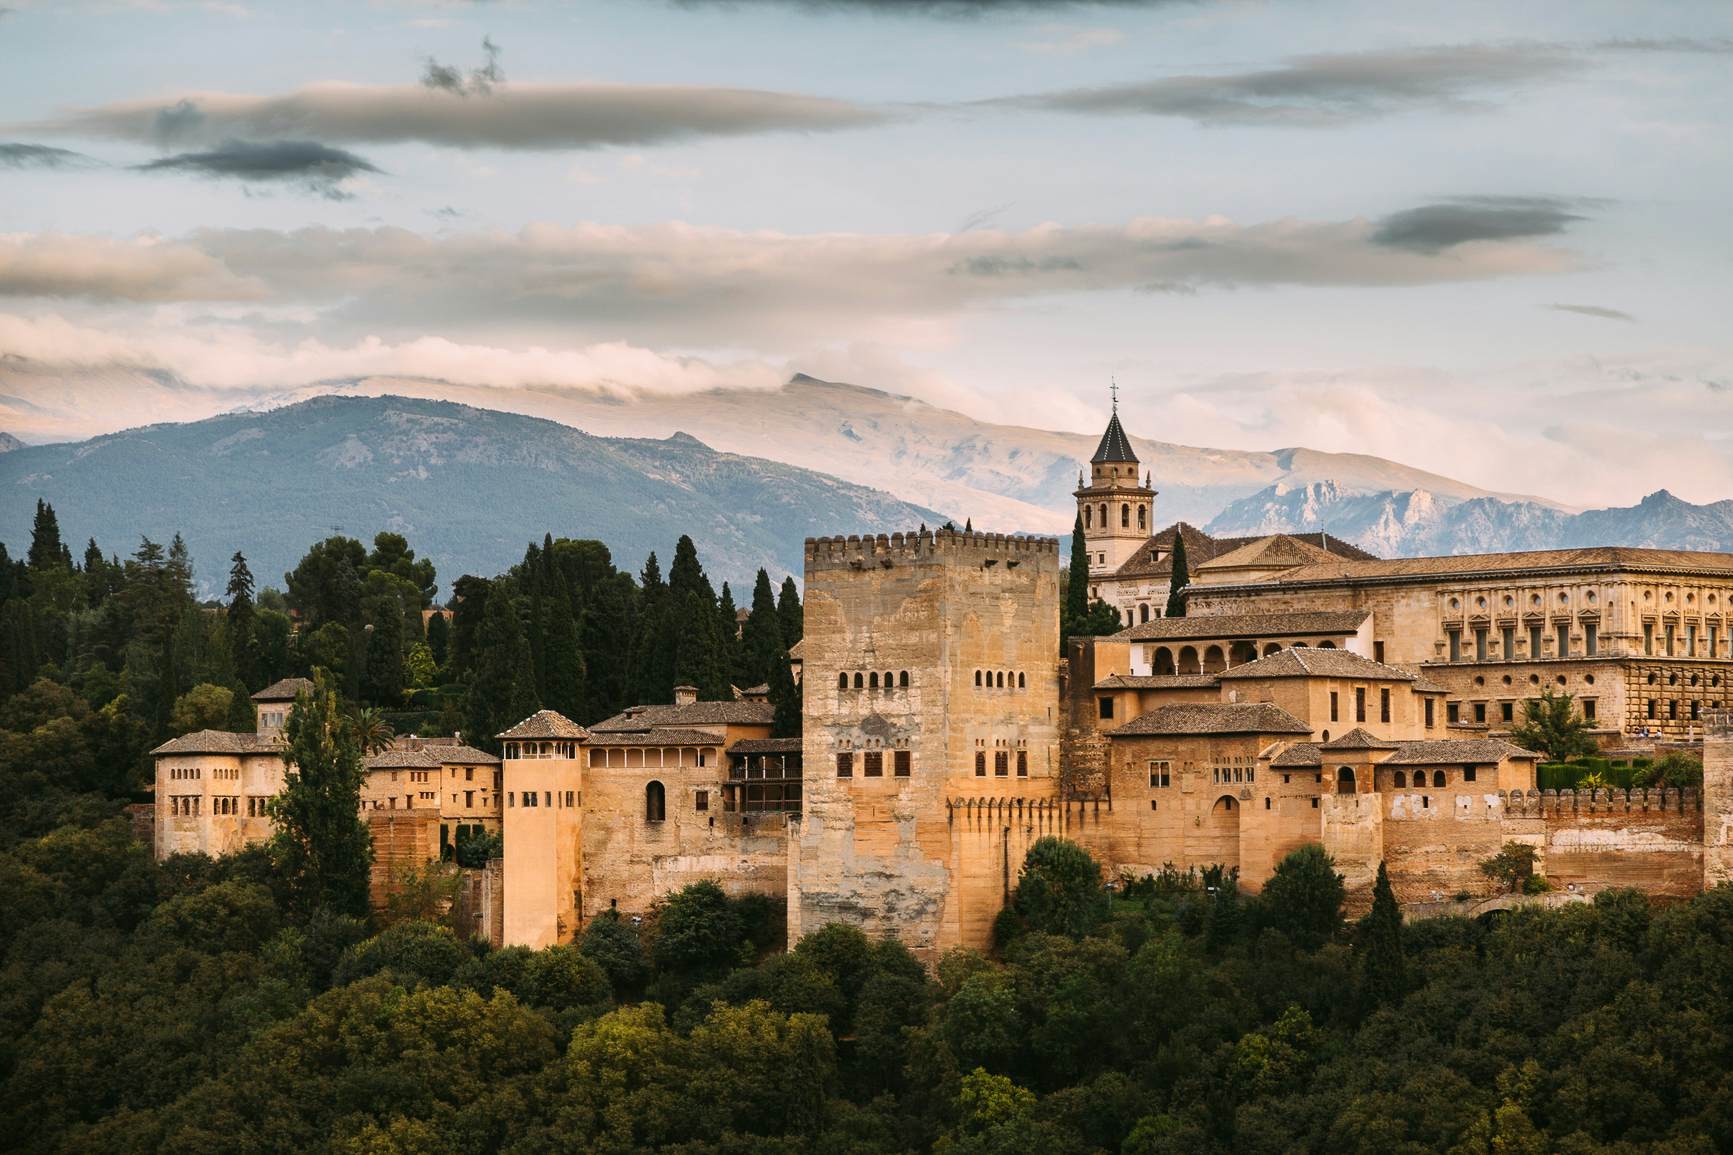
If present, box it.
[1371,196,1589,253]
[135,139,381,199]
[29,83,890,151]
[423,34,504,97]
[1548,303,1635,323]
[0,142,97,168]
[1003,43,1583,126]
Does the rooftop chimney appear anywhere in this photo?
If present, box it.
[673,684,699,706]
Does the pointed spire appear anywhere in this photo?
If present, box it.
[1091,399,1138,465]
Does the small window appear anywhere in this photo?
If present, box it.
[695,789,708,812]
[869,672,879,689]
[1393,771,1406,788]
[1355,687,1367,723]
[975,751,986,776]
[1018,672,1026,689]
[1380,688,1391,723]
[1424,698,1435,728]
[645,781,666,822]
[1447,702,1460,724]
[1583,699,1596,721]
[1264,797,1271,810]
[1501,701,1514,723]
[1016,750,1028,777]
[1150,800,1158,811]
[1433,770,1446,788]
[994,751,1009,777]
[853,672,864,689]
[1311,797,1319,809]
[836,752,854,778]
[975,670,982,687]
[1098,697,1114,720]
[864,751,884,777]
[1330,691,1338,722]
[900,671,910,688]
[838,672,848,690]
[894,750,911,777]
[1473,703,1487,724]
[1463,766,1476,783]
[997,671,1005,689]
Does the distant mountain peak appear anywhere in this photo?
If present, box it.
[0,432,22,453]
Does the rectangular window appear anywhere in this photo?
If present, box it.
[1463,766,1477,783]
[1380,688,1391,723]
[1447,628,1461,662]
[864,751,884,777]
[994,751,1009,777]
[1670,700,1679,720]
[1447,702,1460,724]
[1502,625,1515,658]
[1644,622,1654,655]
[1530,624,1543,657]
[565,791,574,807]
[1148,760,1171,788]
[1016,750,1028,777]
[1501,701,1514,723]
[1557,622,1570,658]
[975,751,986,777]
[464,790,474,807]
[1098,697,1114,720]
[1424,698,1435,728]
[695,790,709,812]
[1648,699,1658,719]
[894,750,911,777]
[1311,797,1319,809]
[1330,691,1339,722]
[1583,699,1597,721]
[1584,622,1598,656]
[1475,627,1488,662]
[1355,687,1367,723]
[1688,624,1699,657]
[1665,624,1676,657]
[1711,625,1720,658]
[836,752,854,778]
[1374,641,1385,664]
[1473,703,1487,724]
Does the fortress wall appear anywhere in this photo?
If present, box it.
[367,811,443,911]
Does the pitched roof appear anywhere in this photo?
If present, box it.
[589,700,775,733]
[1112,702,1312,736]
[1212,546,1733,589]
[152,729,282,756]
[1094,674,1222,690]
[1108,522,1221,581]
[589,728,730,747]
[496,710,590,740]
[426,743,501,765]
[789,639,805,661]
[1319,727,1398,750]
[365,748,443,770]
[1114,609,1369,642]
[1211,532,1378,562]
[1196,534,1337,573]
[1269,742,1322,768]
[728,737,804,755]
[1092,409,1138,464]
[1380,739,1538,765]
[251,677,314,702]
[1216,647,1416,682]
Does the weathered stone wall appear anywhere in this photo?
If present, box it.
[366,811,442,911]
[791,529,1061,959]
[1705,713,1733,887]
[154,751,284,860]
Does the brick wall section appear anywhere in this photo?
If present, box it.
[366,811,442,911]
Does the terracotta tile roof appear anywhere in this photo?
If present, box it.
[427,743,501,765]
[1269,742,1323,768]
[365,748,444,770]
[1114,609,1368,642]
[590,700,775,733]
[496,710,590,740]
[1195,534,1337,572]
[1112,702,1312,736]
[1216,647,1416,682]
[789,639,805,660]
[152,729,283,756]
[1412,677,1450,694]
[1319,727,1398,750]
[1216,546,1733,589]
[251,677,314,702]
[1108,522,1222,581]
[1380,739,1538,764]
[1091,409,1138,464]
[1093,674,1221,690]
[589,728,729,747]
[728,737,804,755]
[1211,532,1378,562]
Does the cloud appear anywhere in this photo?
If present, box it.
[676,0,1184,11]
[422,34,504,97]
[134,139,381,199]
[1370,196,1589,253]
[1001,43,1584,126]
[0,142,97,168]
[1547,303,1635,323]
[1019,24,1124,55]
[27,82,891,151]
[0,234,262,301]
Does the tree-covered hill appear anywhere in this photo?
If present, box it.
[0,395,946,596]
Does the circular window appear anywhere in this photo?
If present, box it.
[1502,674,1512,685]
[1532,594,1543,606]
[1691,673,1700,687]
[1557,675,1567,685]
[1669,673,1679,686]
[1477,596,1487,610]
[1530,674,1541,685]
[1504,594,1514,607]
[1474,675,1485,686]
[1586,590,1597,604]
[1585,674,1595,685]
[1649,673,1659,685]
[1711,594,1719,606]
[1715,676,1723,688]
[1449,597,1460,609]
[1644,590,1653,602]
[1688,593,1696,605]
[1666,591,1675,603]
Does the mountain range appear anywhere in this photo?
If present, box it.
[0,395,941,597]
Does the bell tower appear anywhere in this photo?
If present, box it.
[1075,385,1155,577]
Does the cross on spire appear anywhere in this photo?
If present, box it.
[1110,377,1118,412]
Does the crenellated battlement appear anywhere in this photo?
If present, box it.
[805,528,1060,569]
[1495,787,1701,817]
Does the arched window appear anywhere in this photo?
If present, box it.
[645,781,666,822]
[869,672,879,689]
[1138,505,1147,529]
[1084,506,1092,529]
[1317,640,1337,650]
[1153,647,1175,675]
[975,670,982,687]
[853,672,864,689]
[1433,770,1447,788]
[1140,604,1150,623]
[1392,770,1406,788]
[1018,672,1026,688]
[884,671,893,689]
[1121,503,1130,528]
[899,671,910,687]
[1337,766,1357,794]
[997,671,1005,688]
[1099,503,1107,526]
[838,672,848,690]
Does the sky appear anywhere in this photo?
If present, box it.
[1,0,1730,507]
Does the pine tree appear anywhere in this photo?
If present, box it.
[768,647,801,738]
[777,576,802,649]
[742,569,783,687]
[226,551,261,690]
[466,583,538,748]
[269,672,372,918]
[1062,515,1091,643]
[1165,532,1190,618]
[1359,861,1407,1009]
[27,499,69,572]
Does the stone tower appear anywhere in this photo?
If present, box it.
[1075,394,1155,578]
[789,529,1063,959]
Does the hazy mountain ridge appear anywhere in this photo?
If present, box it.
[0,395,945,595]
[1206,482,1733,555]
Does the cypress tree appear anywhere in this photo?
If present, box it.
[269,672,372,918]
[768,647,801,738]
[1166,532,1190,618]
[542,563,586,719]
[1062,515,1090,642]
[27,499,68,571]
[227,551,260,690]
[466,583,538,748]
[777,576,803,649]
[1359,861,1407,1009]
[425,610,450,670]
[717,581,744,688]
[632,552,676,705]
[742,569,783,687]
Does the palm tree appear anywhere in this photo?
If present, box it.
[353,706,395,755]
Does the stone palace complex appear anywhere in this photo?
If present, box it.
[152,403,1733,959]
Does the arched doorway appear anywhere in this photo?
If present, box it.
[1202,645,1226,674]
[1153,647,1176,675]
[1336,767,1357,795]
[645,780,666,822]
[1177,646,1200,674]
[1229,640,1259,666]
[1196,795,1241,871]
